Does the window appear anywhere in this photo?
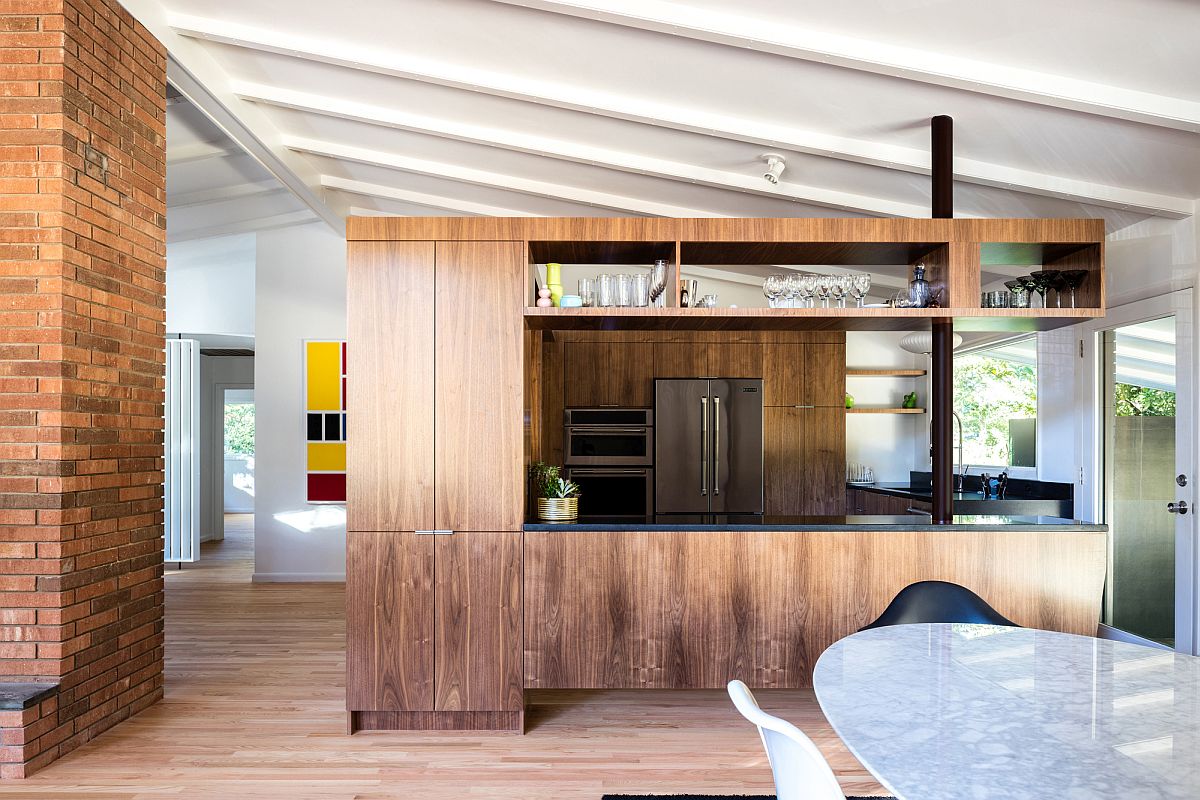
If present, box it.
[954,336,1037,469]
[223,396,255,457]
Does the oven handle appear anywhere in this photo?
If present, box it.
[567,468,649,476]
[566,427,650,434]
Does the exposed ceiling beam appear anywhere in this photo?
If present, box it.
[168,180,287,209]
[119,1,344,233]
[166,140,241,165]
[287,137,720,217]
[168,209,318,243]
[171,15,1194,219]
[493,0,1200,134]
[321,175,540,217]
[237,82,924,218]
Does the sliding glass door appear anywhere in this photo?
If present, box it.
[1096,293,1195,652]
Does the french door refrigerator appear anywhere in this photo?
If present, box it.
[655,378,764,514]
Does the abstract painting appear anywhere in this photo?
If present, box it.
[304,340,347,503]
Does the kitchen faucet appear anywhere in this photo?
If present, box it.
[931,413,967,492]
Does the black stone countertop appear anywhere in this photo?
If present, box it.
[0,683,56,710]
[523,514,1106,532]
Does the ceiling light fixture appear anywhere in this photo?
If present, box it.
[761,153,786,185]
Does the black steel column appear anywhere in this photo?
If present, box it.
[931,115,953,219]
[930,115,954,523]
[931,318,954,523]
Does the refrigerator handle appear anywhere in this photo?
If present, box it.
[700,395,708,496]
[713,395,721,496]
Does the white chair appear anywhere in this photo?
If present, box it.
[727,679,845,800]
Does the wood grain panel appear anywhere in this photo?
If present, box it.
[764,407,802,515]
[523,529,1107,689]
[351,710,523,732]
[434,532,524,712]
[541,334,565,467]
[435,241,525,531]
[803,343,845,406]
[347,241,435,532]
[763,343,804,406]
[1047,243,1104,309]
[653,341,709,378]
[801,407,846,514]
[346,531,434,711]
[564,342,654,407]
[707,343,763,379]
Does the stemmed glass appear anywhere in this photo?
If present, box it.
[852,273,871,307]
[784,274,802,308]
[1060,270,1088,308]
[798,274,817,308]
[829,276,848,308]
[1030,270,1062,308]
[1016,275,1041,308]
[814,275,833,308]
[763,274,785,308]
[649,260,668,307]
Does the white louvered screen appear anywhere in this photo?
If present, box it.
[165,339,201,563]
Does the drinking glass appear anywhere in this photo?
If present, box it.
[1060,269,1088,308]
[632,273,650,307]
[650,260,668,307]
[815,275,833,308]
[829,276,848,309]
[1028,271,1058,309]
[798,274,817,308]
[578,278,595,307]
[597,273,615,307]
[782,274,800,308]
[763,274,785,308]
[615,273,632,307]
[853,272,871,307]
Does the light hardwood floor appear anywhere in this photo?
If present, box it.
[0,515,885,799]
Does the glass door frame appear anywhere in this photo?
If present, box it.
[1081,290,1197,654]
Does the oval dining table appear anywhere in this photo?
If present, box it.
[813,623,1200,800]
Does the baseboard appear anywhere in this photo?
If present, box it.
[350,710,524,733]
[251,572,346,583]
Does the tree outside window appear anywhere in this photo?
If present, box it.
[954,338,1037,468]
[224,403,255,456]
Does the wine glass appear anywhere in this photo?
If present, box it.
[763,274,784,308]
[784,274,802,308]
[1017,275,1043,308]
[814,275,833,308]
[1060,269,1088,308]
[1029,270,1061,309]
[852,273,871,307]
[798,274,817,308]
[829,276,848,309]
[650,260,667,307]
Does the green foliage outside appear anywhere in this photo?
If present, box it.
[1114,383,1175,417]
[954,353,1036,467]
[224,403,255,456]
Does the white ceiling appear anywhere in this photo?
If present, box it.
[138,0,1198,241]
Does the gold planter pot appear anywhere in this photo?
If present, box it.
[537,497,578,521]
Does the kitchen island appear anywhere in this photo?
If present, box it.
[522,516,1106,690]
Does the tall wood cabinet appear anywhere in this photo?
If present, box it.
[346,240,524,732]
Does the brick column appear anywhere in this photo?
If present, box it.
[0,0,166,777]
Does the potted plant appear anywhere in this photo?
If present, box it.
[530,461,580,521]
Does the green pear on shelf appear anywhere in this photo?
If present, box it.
[902,391,918,409]
[845,393,855,409]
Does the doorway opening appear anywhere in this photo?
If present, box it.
[223,388,255,539]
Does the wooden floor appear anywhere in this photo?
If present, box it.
[0,514,885,798]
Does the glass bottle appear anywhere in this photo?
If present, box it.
[909,263,931,308]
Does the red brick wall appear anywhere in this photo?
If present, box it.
[0,0,166,777]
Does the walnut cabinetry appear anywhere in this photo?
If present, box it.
[564,341,655,407]
[765,407,846,515]
[846,488,933,516]
[346,240,524,732]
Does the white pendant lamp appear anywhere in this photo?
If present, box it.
[899,331,962,355]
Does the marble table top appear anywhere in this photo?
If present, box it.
[813,623,1200,800]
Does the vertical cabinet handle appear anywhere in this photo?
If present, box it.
[700,396,708,496]
[713,395,721,496]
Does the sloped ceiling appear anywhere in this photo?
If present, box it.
[139,0,1198,240]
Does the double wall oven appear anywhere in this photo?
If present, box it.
[564,408,653,517]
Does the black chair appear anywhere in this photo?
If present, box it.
[861,580,1018,631]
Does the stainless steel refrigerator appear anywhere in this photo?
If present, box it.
[655,378,764,514]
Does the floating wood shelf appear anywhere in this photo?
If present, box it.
[524,307,1099,333]
[846,368,928,377]
[846,407,926,414]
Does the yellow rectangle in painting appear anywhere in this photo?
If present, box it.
[306,341,342,411]
[307,442,346,472]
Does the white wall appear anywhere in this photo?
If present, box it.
[167,234,256,335]
[254,223,347,582]
[845,332,924,482]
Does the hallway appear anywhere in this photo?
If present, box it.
[0,516,881,799]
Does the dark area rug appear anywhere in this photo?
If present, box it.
[602,795,896,799]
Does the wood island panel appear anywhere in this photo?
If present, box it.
[435,241,525,531]
[523,529,1107,689]
[346,531,434,711]
[347,241,435,532]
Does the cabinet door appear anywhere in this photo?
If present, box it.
[708,343,762,380]
[346,531,434,711]
[434,531,523,711]
[347,242,435,532]
[763,343,805,406]
[564,342,654,407]
[803,343,846,407]
[764,407,802,515]
[653,341,708,379]
[435,241,524,531]
[799,407,846,514]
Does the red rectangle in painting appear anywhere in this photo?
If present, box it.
[308,472,347,503]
